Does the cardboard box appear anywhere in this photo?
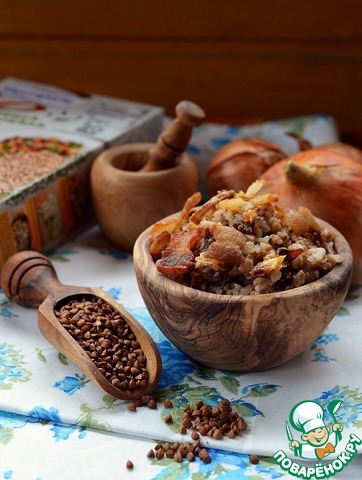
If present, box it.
[0,78,164,268]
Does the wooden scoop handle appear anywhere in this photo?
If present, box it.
[141,100,206,172]
[1,251,62,308]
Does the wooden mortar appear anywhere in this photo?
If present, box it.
[90,100,205,252]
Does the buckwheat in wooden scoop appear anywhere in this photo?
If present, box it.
[1,251,162,400]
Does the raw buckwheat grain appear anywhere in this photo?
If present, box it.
[54,295,149,392]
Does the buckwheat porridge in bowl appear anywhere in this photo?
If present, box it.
[149,181,342,295]
[133,181,352,372]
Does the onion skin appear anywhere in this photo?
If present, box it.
[288,132,362,163]
[259,148,362,283]
[321,142,362,163]
[207,138,286,197]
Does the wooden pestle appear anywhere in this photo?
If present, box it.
[140,100,206,172]
[0,250,162,400]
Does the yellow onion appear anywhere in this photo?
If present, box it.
[207,138,286,197]
[259,148,362,283]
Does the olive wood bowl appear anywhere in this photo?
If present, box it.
[133,218,353,372]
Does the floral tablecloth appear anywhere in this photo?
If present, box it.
[1,114,362,480]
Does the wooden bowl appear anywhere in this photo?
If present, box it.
[133,218,353,372]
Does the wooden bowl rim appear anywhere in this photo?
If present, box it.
[93,144,193,178]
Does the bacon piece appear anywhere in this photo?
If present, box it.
[190,190,235,225]
[150,218,180,259]
[150,192,202,258]
[156,229,199,275]
[150,230,172,259]
[179,192,202,226]
[198,225,246,270]
[281,206,320,236]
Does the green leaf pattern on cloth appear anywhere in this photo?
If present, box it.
[0,343,32,390]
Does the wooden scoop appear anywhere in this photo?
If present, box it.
[141,100,206,172]
[0,250,162,401]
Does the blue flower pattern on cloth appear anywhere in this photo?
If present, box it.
[316,385,362,429]
[310,333,339,362]
[314,333,339,345]
[0,343,31,389]
[156,340,195,389]
[0,410,39,430]
[186,143,201,154]
[53,374,90,395]
[0,307,14,319]
[99,286,122,301]
[150,448,285,479]
[2,471,42,480]
[129,307,280,416]
[98,249,129,260]
[50,423,86,441]
[0,407,87,445]
[27,406,62,423]
[0,290,17,320]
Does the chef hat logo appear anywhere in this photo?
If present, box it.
[290,401,326,434]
